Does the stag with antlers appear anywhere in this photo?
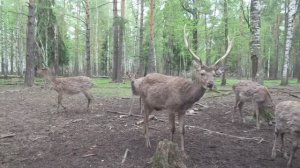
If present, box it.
[137,25,233,152]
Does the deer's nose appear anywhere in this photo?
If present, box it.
[207,81,214,89]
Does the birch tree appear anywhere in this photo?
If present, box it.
[84,0,91,77]
[250,0,263,84]
[281,0,299,85]
[138,0,145,76]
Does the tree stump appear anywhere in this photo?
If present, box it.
[152,139,187,168]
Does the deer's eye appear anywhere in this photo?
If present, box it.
[200,73,205,76]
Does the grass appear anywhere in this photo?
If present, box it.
[0,76,299,97]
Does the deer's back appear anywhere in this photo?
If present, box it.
[233,80,271,103]
[275,101,300,135]
[54,76,93,94]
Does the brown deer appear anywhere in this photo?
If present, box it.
[37,68,93,112]
[271,101,300,168]
[138,25,233,152]
[126,72,144,115]
[232,80,275,129]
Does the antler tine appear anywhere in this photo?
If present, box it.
[42,62,47,68]
[213,37,234,66]
[184,24,202,65]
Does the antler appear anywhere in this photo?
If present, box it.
[184,24,202,65]
[213,37,234,66]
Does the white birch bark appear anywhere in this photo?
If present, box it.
[281,0,299,85]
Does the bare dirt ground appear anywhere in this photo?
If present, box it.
[0,84,300,168]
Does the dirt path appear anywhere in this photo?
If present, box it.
[0,85,299,168]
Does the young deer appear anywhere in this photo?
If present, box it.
[126,72,144,115]
[271,101,300,168]
[37,68,93,112]
[139,25,233,152]
[232,80,275,129]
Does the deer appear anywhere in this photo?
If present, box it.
[271,101,300,168]
[37,67,93,112]
[126,72,144,115]
[232,80,275,129]
[138,25,233,152]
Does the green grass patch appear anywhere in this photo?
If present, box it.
[91,78,132,97]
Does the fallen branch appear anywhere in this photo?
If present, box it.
[106,110,142,118]
[289,93,300,99]
[205,91,233,98]
[135,115,166,125]
[0,133,15,139]
[121,148,130,165]
[186,125,265,143]
[82,153,96,158]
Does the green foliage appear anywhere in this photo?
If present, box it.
[36,0,68,67]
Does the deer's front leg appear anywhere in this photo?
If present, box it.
[254,103,260,129]
[169,112,175,141]
[178,112,185,152]
[143,106,151,148]
[238,102,245,123]
[271,129,279,159]
[287,139,298,168]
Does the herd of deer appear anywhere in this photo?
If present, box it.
[36,27,299,168]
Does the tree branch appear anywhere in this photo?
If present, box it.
[65,14,86,24]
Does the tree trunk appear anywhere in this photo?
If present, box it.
[25,0,36,87]
[281,0,299,85]
[10,31,14,75]
[147,0,156,73]
[112,0,122,82]
[85,0,91,77]
[221,0,229,85]
[73,1,80,75]
[250,0,263,84]
[119,0,125,77]
[237,0,244,79]
[204,14,211,65]
[16,8,22,76]
[54,24,59,75]
[138,0,145,76]
[269,14,281,79]
[0,0,3,75]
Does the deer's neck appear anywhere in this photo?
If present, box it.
[181,81,206,109]
[45,75,57,83]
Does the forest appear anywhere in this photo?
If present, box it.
[0,0,299,85]
[0,0,300,168]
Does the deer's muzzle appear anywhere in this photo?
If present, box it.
[207,81,214,89]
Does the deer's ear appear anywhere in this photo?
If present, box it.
[215,66,225,76]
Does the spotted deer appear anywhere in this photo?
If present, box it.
[138,25,233,152]
[37,68,93,112]
[271,101,300,168]
[232,80,275,129]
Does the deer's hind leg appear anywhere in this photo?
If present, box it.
[57,92,66,112]
[83,90,93,112]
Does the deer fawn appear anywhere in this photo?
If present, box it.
[37,68,93,112]
[271,101,300,168]
[232,80,274,129]
[138,25,233,152]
